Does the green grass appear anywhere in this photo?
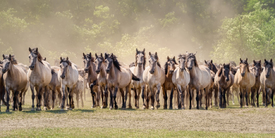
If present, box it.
[1,128,273,138]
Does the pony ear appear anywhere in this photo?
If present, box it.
[29,47,32,53]
[83,53,86,59]
[60,57,63,62]
[44,57,46,61]
[111,53,114,58]
[89,52,92,57]
[270,59,273,63]
[36,48,38,53]
[223,63,225,66]
[246,58,248,63]
[253,60,256,65]
[155,52,158,56]
[211,60,213,63]
[143,48,145,53]
[240,58,242,63]
[8,54,12,60]
[136,48,138,53]
[149,52,151,56]
[204,60,207,64]
[95,53,98,58]
[100,53,103,58]
[167,56,169,61]
[104,53,108,59]
[66,57,69,61]
[259,60,261,64]
[173,56,177,64]
[2,54,5,60]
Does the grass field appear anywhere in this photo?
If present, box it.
[0,91,275,138]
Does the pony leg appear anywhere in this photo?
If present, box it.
[44,86,50,110]
[150,87,155,110]
[155,85,161,109]
[61,86,66,110]
[162,87,167,109]
[223,90,227,108]
[13,91,17,111]
[169,88,174,109]
[219,87,223,108]
[239,88,243,108]
[76,90,79,108]
[256,89,259,107]
[146,87,150,109]
[126,86,131,109]
[81,89,84,108]
[245,89,249,107]
[196,88,200,109]
[177,85,184,109]
[52,89,56,109]
[5,87,10,112]
[30,85,35,111]
[251,88,255,107]
[19,91,23,111]
[271,89,274,107]
[189,88,192,110]
[109,87,113,110]
[90,86,96,108]
[37,87,43,111]
[141,86,148,109]
[113,87,119,109]
[103,85,108,108]
[226,89,229,106]
[133,88,137,108]
[137,87,141,109]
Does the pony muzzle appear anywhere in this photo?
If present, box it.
[2,69,6,73]
[149,70,154,74]
[84,68,89,73]
[29,65,34,70]
[60,75,65,79]
[266,74,270,78]
[96,70,100,74]
[106,69,110,73]
[241,73,245,77]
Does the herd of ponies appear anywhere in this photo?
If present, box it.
[0,47,274,112]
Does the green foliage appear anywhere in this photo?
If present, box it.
[212,2,275,63]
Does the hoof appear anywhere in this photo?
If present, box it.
[109,107,113,110]
[36,108,41,111]
[128,106,132,109]
[91,105,96,108]
[115,105,118,110]
[6,109,9,113]
[151,106,154,110]
[31,108,35,111]
[101,106,104,109]
[68,108,72,110]
[169,106,173,110]
[44,107,48,110]
[163,105,167,109]
[156,105,160,109]
[142,106,146,110]
[136,106,139,109]
[182,107,185,110]
[60,108,64,111]
[174,106,179,110]
[19,108,22,111]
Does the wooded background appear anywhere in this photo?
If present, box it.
[1,0,274,65]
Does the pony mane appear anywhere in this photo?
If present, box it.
[186,53,198,67]
[150,53,161,68]
[217,66,223,77]
[31,48,44,64]
[112,55,121,71]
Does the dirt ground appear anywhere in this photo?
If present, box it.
[0,92,275,134]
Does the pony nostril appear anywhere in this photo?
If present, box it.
[241,73,245,77]
[96,70,100,74]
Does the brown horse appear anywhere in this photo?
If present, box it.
[129,49,146,109]
[186,52,212,110]
[143,52,165,110]
[214,63,234,108]
[27,48,52,111]
[204,60,219,106]
[83,53,100,108]
[250,60,262,107]
[94,53,108,108]
[2,55,28,112]
[105,53,137,109]
[260,59,275,107]
[234,58,255,108]
[163,56,177,109]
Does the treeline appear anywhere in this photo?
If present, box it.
[0,0,274,65]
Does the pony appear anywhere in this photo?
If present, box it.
[83,53,100,108]
[143,52,165,110]
[163,56,177,109]
[260,59,275,107]
[129,49,146,109]
[234,58,255,107]
[185,52,212,110]
[2,54,28,112]
[27,48,52,111]
[214,63,234,108]
[94,53,108,108]
[204,60,219,106]
[105,53,138,109]
[172,54,190,109]
[58,57,79,110]
[250,60,262,107]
